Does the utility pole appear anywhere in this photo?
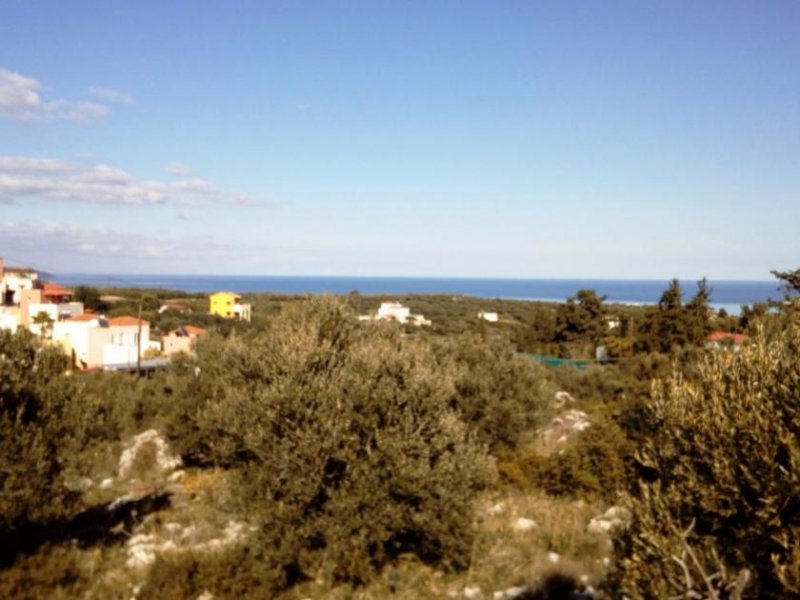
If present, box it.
[137,302,142,376]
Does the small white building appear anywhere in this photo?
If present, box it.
[360,301,431,327]
[478,311,499,322]
[377,302,411,323]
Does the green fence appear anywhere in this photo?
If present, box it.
[520,353,590,369]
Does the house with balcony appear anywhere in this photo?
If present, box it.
[209,291,251,321]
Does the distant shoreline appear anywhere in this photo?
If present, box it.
[54,274,780,316]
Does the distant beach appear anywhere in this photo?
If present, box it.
[53,274,781,315]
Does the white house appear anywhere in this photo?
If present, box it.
[478,311,499,322]
[377,302,412,323]
[360,301,431,326]
[0,257,38,306]
[52,314,150,369]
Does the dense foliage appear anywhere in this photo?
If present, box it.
[608,314,800,598]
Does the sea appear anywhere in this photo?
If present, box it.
[53,274,783,315]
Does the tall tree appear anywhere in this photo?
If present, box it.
[555,289,607,345]
[685,278,712,345]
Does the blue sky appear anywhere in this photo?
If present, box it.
[1,1,797,279]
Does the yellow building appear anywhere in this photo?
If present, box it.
[208,291,252,321]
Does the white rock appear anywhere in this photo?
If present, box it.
[197,593,214,600]
[494,586,526,599]
[167,470,185,483]
[487,502,505,516]
[603,506,632,522]
[603,557,611,566]
[100,478,114,489]
[463,586,482,599]
[118,429,182,480]
[513,517,537,532]
[164,522,183,534]
[547,552,560,564]
[554,391,575,405]
[587,518,613,534]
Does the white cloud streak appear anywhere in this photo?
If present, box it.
[0,67,112,122]
[165,162,194,176]
[0,221,309,274]
[0,156,262,207]
[0,221,248,269]
[89,86,134,104]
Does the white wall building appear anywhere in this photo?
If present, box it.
[478,311,499,322]
[52,315,150,369]
[360,302,431,327]
[377,302,412,323]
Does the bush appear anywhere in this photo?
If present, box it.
[0,330,76,530]
[528,418,631,502]
[178,298,494,594]
[432,333,550,454]
[607,322,800,599]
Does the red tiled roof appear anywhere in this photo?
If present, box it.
[43,282,73,297]
[169,325,206,337]
[708,331,747,344]
[68,314,100,322]
[108,316,150,326]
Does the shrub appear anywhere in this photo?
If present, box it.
[180,298,494,594]
[0,330,76,530]
[432,333,550,454]
[528,418,631,502]
[607,322,800,599]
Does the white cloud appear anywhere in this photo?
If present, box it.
[165,162,194,176]
[0,156,71,172]
[0,156,262,207]
[89,86,134,104]
[0,221,248,269]
[0,221,308,274]
[0,67,112,121]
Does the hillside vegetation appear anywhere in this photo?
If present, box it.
[1,272,798,598]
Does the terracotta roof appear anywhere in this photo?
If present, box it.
[169,325,206,337]
[108,316,150,326]
[42,282,73,297]
[67,314,100,322]
[708,331,747,345]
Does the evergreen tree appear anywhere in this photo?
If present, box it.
[555,289,607,345]
[685,278,712,345]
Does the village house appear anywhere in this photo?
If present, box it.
[163,324,206,356]
[0,256,38,306]
[706,331,748,351]
[209,291,252,321]
[52,314,151,370]
[158,300,192,314]
[478,311,499,322]
[0,257,83,333]
[359,301,431,326]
